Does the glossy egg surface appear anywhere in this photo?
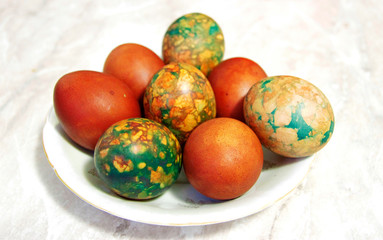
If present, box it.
[244,75,335,158]
[143,62,216,144]
[94,118,182,200]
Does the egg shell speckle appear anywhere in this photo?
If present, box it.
[162,12,225,76]
[94,118,182,200]
[143,62,216,144]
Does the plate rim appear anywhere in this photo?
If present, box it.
[42,107,316,226]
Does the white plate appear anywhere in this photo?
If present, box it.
[42,107,315,226]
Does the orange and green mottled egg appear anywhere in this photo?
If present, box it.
[143,62,216,144]
[162,12,225,76]
[94,118,182,200]
[244,76,335,158]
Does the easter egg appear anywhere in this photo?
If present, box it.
[162,12,225,76]
[183,118,263,200]
[243,75,335,158]
[103,43,164,102]
[94,118,182,200]
[53,70,141,150]
[143,62,216,144]
[208,57,267,121]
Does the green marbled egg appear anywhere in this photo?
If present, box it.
[244,76,335,158]
[143,62,216,145]
[94,118,182,200]
[162,12,225,76]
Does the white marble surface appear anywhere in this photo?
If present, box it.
[1,0,383,239]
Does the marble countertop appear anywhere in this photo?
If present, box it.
[1,0,383,239]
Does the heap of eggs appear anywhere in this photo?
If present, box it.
[53,13,334,201]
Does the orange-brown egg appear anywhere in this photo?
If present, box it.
[183,118,263,200]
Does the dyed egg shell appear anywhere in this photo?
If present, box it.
[143,62,216,144]
[244,76,335,158]
[94,118,182,200]
[183,118,263,200]
[162,12,225,76]
[208,57,267,122]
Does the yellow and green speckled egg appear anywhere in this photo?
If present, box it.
[94,118,182,200]
[162,12,224,76]
[143,62,216,144]
[244,76,335,158]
